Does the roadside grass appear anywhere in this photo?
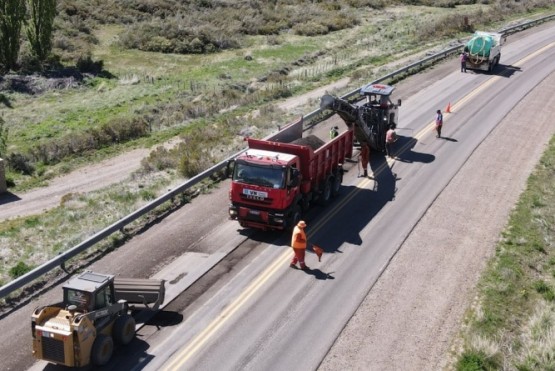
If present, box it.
[0,169,178,286]
[455,136,555,370]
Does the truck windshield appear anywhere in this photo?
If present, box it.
[234,162,285,189]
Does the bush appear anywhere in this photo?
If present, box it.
[533,280,555,301]
[293,21,330,36]
[8,152,34,175]
[9,261,33,279]
[177,139,214,178]
[76,54,104,74]
[456,350,499,371]
[141,146,178,172]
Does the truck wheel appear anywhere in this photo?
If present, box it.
[91,334,114,366]
[113,314,136,345]
[318,179,332,206]
[331,173,342,197]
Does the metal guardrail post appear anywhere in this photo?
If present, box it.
[1,12,554,299]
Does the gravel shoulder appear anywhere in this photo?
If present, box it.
[318,71,555,370]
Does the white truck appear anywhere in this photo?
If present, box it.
[464,31,505,73]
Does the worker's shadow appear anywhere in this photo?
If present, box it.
[290,265,335,280]
[392,135,435,164]
[304,268,335,280]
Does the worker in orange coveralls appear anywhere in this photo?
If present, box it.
[290,220,309,271]
[360,142,370,177]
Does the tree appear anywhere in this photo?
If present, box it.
[0,0,27,72]
[26,0,57,63]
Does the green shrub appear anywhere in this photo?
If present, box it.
[9,261,33,279]
[141,147,178,172]
[456,350,499,371]
[140,189,156,201]
[293,21,329,36]
[76,54,104,74]
[533,280,555,301]
[5,174,15,187]
[7,152,34,175]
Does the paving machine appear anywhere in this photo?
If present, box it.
[320,83,401,152]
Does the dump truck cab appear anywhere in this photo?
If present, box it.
[228,117,353,231]
[230,148,302,229]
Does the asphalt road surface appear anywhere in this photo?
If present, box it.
[2,21,554,371]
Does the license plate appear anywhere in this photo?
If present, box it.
[249,210,260,215]
[243,189,268,198]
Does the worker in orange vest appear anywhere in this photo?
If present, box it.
[290,220,309,270]
[360,142,370,177]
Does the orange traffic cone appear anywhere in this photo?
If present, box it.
[312,245,324,262]
[446,102,452,113]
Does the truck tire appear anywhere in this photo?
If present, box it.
[113,314,136,345]
[331,173,342,197]
[91,334,114,366]
[318,178,332,206]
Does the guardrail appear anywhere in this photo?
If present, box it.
[1,12,554,299]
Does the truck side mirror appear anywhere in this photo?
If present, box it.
[225,160,235,179]
[397,99,402,107]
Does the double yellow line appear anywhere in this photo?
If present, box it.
[163,40,555,370]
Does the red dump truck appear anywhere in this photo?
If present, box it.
[228,117,353,231]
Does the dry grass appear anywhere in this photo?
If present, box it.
[455,136,555,370]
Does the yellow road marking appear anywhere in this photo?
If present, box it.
[162,40,555,370]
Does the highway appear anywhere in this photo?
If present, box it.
[2,21,555,371]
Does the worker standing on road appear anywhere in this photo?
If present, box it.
[385,124,397,158]
[435,109,443,138]
[460,50,468,73]
[290,220,309,271]
[329,126,339,139]
[360,142,370,177]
